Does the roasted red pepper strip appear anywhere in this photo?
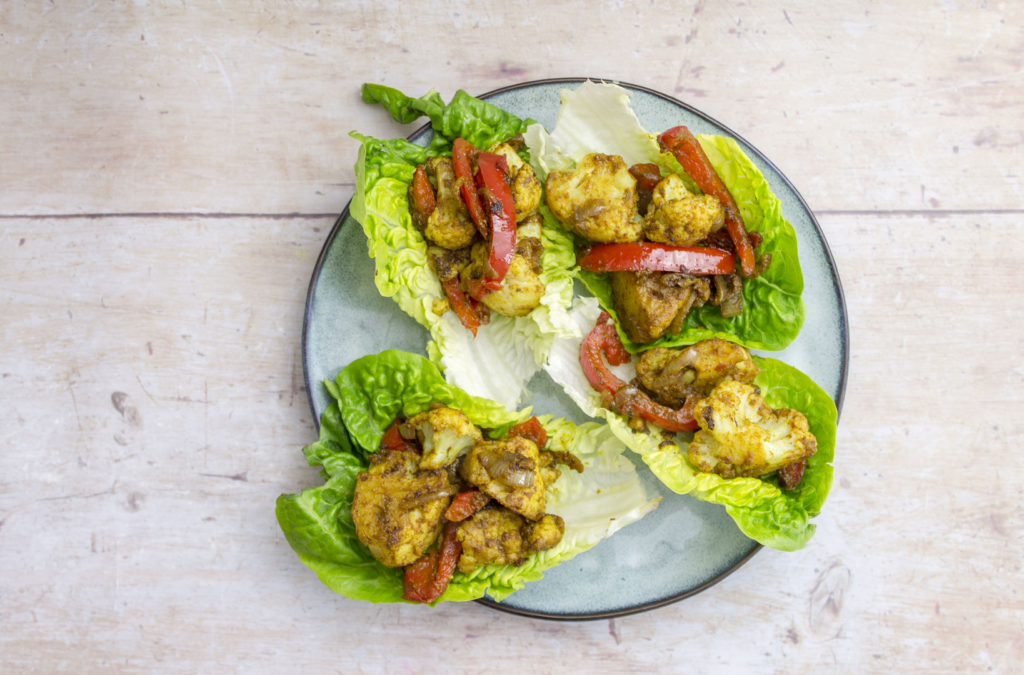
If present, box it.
[441,276,490,337]
[401,522,462,604]
[401,548,437,603]
[381,419,419,453]
[452,138,488,238]
[658,126,756,278]
[618,390,698,433]
[577,243,735,275]
[445,490,490,522]
[408,164,436,228]
[431,522,461,599]
[469,152,517,297]
[580,312,630,395]
[508,416,548,449]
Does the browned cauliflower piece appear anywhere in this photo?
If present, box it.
[350,448,454,568]
[426,245,472,283]
[488,142,542,221]
[524,514,565,553]
[455,506,526,573]
[687,381,818,479]
[635,339,761,408]
[544,153,642,243]
[455,508,565,573]
[610,270,710,344]
[642,173,725,246]
[460,242,544,318]
[460,437,546,521]
[424,157,477,250]
[406,406,482,470]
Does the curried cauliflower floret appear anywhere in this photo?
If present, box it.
[516,211,543,241]
[455,506,526,573]
[635,339,761,408]
[610,270,710,344]
[460,437,546,520]
[406,406,482,470]
[350,448,454,568]
[455,507,565,573]
[544,153,643,243]
[424,157,477,250]
[687,380,817,479]
[488,142,542,221]
[524,513,565,553]
[426,245,472,283]
[642,174,725,246]
[461,242,544,318]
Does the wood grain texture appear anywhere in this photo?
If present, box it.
[2,0,1023,673]
[1,1,1022,215]
[2,214,1022,673]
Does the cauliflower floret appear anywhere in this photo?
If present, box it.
[516,211,543,241]
[610,270,710,344]
[635,339,761,407]
[455,507,526,573]
[687,380,817,479]
[488,142,542,221]
[642,174,725,246]
[544,153,642,243]
[406,406,482,470]
[460,437,546,520]
[424,157,477,250]
[524,513,565,553]
[455,508,565,573]
[350,448,453,567]
[460,242,544,318]
[426,245,472,283]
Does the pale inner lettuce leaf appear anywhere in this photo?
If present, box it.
[277,350,659,604]
[524,80,805,353]
[524,81,671,180]
[544,300,836,551]
[350,88,580,410]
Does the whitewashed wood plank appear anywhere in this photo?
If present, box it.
[1,214,1022,672]
[0,2,1022,215]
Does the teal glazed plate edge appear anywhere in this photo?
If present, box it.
[301,78,850,621]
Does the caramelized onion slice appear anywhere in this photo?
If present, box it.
[478,449,536,487]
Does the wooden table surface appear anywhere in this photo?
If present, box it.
[2,2,1022,673]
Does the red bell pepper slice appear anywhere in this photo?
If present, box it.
[408,164,436,229]
[401,521,462,604]
[444,490,491,522]
[452,138,488,238]
[441,276,490,337]
[657,126,756,278]
[381,419,419,453]
[577,243,735,275]
[579,312,631,395]
[467,152,517,299]
[617,389,698,433]
[508,416,548,449]
[401,548,437,603]
[580,314,698,433]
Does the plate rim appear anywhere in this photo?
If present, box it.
[300,77,850,621]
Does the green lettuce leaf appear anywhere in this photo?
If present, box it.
[350,85,579,409]
[524,80,805,352]
[545,297,836,551]
[276,350,660,604]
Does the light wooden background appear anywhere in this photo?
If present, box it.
[2,2,1022,673]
